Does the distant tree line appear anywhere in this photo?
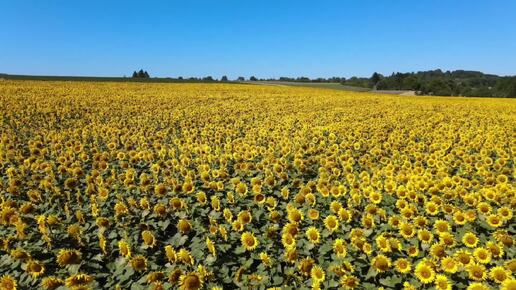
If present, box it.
[123,69,515,97]
[370,70,516,98]
[248,70,516,98]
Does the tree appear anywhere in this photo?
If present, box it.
[221,75,228,82]
[370,72,382,89]
[237,77,245,81]
[250,76,258,81]
[132,71,138,78]
[143,71,150,78]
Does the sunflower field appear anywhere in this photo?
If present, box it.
[0,80,515,290]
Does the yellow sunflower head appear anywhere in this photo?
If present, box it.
[371,254,391,273]
[179,272,203,290]
[130,255,148,272]
[414,261,436,284]
[241,231,259,251]
[26,260,45,277]
[57,249,82,266]
[324,215,339,232]
[310,265,325,283]
[0,275,17,290]
[305,226,321,244]
[41,276,65,290]
[489,266,510,284]
[394,258,411,274]
[65,273,93,287]
[434,274,451,290]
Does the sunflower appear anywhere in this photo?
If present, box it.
[204,237,216,257]
[339,275,359,289]
[222,208,233,222]
[299,257,315,276]
[489,266,510,284]
[501,279,516,290]
[179,272,203,290]
[466,263,487,281]
[118,240,131,258]
[441,256,458,273]
[417,229,434,244]
[177,219,192,234]
[10,248,31,261]
[333,238,347,258]
[430,243,447,259]
[369,191,382,204]
[310,265,325,283]
[65,273,93,287]
[486,241,504,258]
[284,248,298,264]
[414,261,435,284]
[287,208,303,224]
[308,209,320,220]
[259,252,272,267]
[235,182,248,196]
[305,227,321,244]
[164,245,177,263]
[453,211,467,225]
[402,281,416,290]
[41,276,65,290]
[338,208,352,223]
[394,258,411,274]
[131,255,148,272]
[168,268,183,284]
[476,202,492,215]
[371,254,391,273]
[177,248,194,265]
[439,232,456,247]
[362,242,373,255]
[281,233,296,249]
[434,274,451,290]
[486,214,503,228]
[147,271,165,284]
[462,232,479,248]
[498,206,513,221]
[454,249,473,266]
[473,247,492,264]
[241,231,259,251]
[26,260,45,277]
[0,275,17,290]
[399,222,415,239]
[433,220,451,234]
[56,248,82,267]
[237,210,252,225]
[324,215,339,233]
[407,245,419,257]
[425,201,439,215]
[466,283,490,290]
[376,235,390,252]
[283,222,299,236]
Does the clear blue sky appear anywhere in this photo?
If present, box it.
[1,0,515,78]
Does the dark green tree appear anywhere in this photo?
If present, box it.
[371,72,382,89]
